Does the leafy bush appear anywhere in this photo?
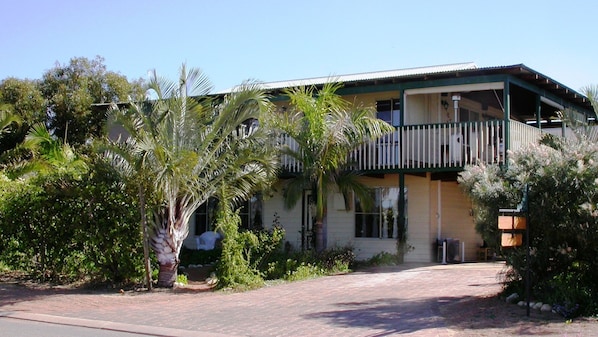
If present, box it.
[367,251,401,266]
[284,262,323,281]
[176,273,188,285]
[459,135,598,316]
[259,245,355,281]
[215,202,264,289]
[246,226,285,270]
[0,159,145,284]
[317,246,355,272]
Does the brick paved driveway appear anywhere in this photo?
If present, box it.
[0,262,525,336]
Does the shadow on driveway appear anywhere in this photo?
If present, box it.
[303,296,465,336]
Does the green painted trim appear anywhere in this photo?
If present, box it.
[399,89,405,126]
[504,79,510,168]
[270,95,290,103]
[281,164,508,178]
[508,76,593,117]
[335,75,508,96]
[398,173,406,233]
[357,166,467,175]
[337,83,403,96]
[535,94,542,131]
[399,75,508,91]
[399,120,502,129]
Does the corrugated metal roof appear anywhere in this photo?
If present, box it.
[214,62,592,113]
[216,62,478,94]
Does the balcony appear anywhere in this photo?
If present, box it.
[280,119,543,173]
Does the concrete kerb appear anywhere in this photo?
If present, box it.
[0,311,240,337]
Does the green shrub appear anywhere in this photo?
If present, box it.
[318,246,355,272]
[259,245,355,281]
[368,251,400,266]
[215,202,263,289]
[246,226,285,270]
[176,273,188,285]
[284,262,323,281]
[459,135,598,316]
[0,159,145,284]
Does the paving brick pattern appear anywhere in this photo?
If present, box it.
[1,263,506,336]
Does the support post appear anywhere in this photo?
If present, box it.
[525,184,531,317]
[499,183,530,317]
[442,241,447,265]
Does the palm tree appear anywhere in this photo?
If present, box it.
[582,85,598,115]
[556,85,598,142]
[107,64,278,287]
[3,123,87,179]
[0,110,21,137]
[270,82,394,252]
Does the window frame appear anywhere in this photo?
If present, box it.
[194,194,263,236]
[354,186,407,239]
[376,99,401,127]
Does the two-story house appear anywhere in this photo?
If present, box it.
[184,62,594,262]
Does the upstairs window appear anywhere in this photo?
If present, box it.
[376,99,401,127]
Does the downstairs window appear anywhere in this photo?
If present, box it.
[355,187,407,238]
[194,194,263,235]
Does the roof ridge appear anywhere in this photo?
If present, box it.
[216,62,478,94]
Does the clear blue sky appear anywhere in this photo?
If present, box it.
[1,0,596,93]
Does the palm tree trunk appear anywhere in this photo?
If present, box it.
[150,211,180,288]
[315,220,324,253]
[139,185,152,290]
[150,204,191,288]
[315,177,326,253]
[158,261,178,287]
[151,225,180,288]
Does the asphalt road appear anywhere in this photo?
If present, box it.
[0,317,157,337]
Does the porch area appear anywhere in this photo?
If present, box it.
[280,119,543,173]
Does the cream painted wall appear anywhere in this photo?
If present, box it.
[429,180,441,261]
[403,174,432,262]
[405,94,427,125]
[261,182,304,249]
[335,174,434,262]
[438,181,482,261]
[183,175,481,263]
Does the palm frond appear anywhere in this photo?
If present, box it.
[581,85,598,117]
[274,80,394,236]
[105,64,279,237]
[0,110,21,135]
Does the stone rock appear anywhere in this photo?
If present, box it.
[541,304,552,312]
[533,302,543,310]
[506,293,519,303]
[517,301,525,307]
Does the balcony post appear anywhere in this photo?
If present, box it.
[503,79,511,166]
[535,94,542,131]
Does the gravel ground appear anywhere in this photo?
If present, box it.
[441,293,598,336]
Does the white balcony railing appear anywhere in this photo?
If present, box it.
[280,119,543,173]
[508,119,543,153]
